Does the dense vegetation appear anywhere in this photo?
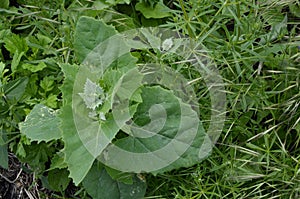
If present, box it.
[0,0,299,198]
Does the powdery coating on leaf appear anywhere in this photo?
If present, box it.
[79,78,105,110]
[19,104,61,143]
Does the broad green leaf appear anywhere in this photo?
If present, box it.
[153,126,212,174]
[135,0,172,19]
[19,104,61,143]
[99,85,211,173]
[59,63,95,186]
[3,77,28,101]
[105,166,133,184]
[22,62,47,72]
[59,63,79,105]
[0,129,8,169]
[48,169,71,192]
[60,103,96,185]
[74,16,135,71]
[74,16,117,63]
[73,17,137,161]
[83,164,146,199]
[72,66,120,159]
[72,17,210,179]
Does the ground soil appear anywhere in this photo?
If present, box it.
[0,153,47,199]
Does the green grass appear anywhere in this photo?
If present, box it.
[144,0,300,198]
[1,0,299,198]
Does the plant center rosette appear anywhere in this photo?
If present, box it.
[65,17,226,182]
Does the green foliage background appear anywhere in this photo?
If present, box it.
[0,0,299,198]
